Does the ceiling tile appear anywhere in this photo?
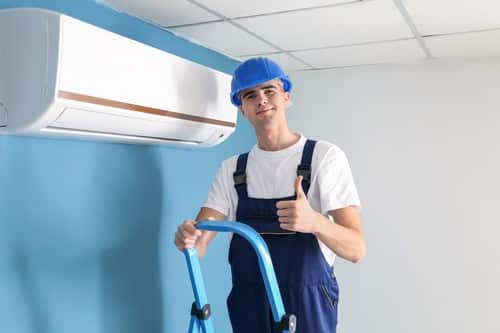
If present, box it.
[402,0,500,36]
[425,30,500,58]
[196,0,351,18]
[169,22,278,56]
[240,53,312,71]
[235,0,414,51]
[98,0,218,27]
[292,39,426,68]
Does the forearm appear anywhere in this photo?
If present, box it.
[311,211,366,263]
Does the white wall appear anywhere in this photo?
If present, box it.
[288,57,500,333]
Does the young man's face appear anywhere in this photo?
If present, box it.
[239,79,290,128]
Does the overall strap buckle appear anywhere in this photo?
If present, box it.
[234,152,249,189]
[233,171,247,187]
[296,164,311,183]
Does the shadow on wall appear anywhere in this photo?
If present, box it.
[93,145,163,333]
[0,137,163,333]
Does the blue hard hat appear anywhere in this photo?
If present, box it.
[230,57,292,106]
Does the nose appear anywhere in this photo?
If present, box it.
[256,91,267,106]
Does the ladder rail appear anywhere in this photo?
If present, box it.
[184,220,295,333]
[196,220,286,322]
[184,247,215,333]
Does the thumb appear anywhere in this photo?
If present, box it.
[295,175,305,199]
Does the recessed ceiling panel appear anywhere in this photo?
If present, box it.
[98,0,218,27]
[425,30,500,58]
[235,0,413,51]
[240,53,312,71]
[170,22,278,56]
[403,0,500,36]
[292,39,426,68]
[196,0,352,18]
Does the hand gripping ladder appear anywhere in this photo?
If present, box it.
[183,220,296,333]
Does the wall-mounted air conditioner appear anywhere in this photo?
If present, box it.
[0,8,237,147]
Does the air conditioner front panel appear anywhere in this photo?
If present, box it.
[57,15,235,124]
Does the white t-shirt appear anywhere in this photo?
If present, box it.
[203,135,361,266]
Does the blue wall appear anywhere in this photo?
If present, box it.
[0,1,254,332]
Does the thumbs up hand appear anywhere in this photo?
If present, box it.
[276,175,320,234]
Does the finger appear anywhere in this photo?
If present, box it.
[183,220,202,237]
[183,220,197,231]
[295,175,305,198]
[180,242,195,250]
[184,238,197,246]
[276,208,287,217]
[276,208,296,217]
[276,200,296,209]
[174,234,183,249]
[279,216,297,224]
[182,229,199,240]
[176,228,199,244]
[175,231,194,244]
[184,228,202,238]
[178,234,197,248]
[279,222,293,231]
[175,233,193,250]
[178,224,196,239]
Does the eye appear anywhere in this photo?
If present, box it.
[265,89,276,95]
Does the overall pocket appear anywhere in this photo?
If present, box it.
[320,283,338,311]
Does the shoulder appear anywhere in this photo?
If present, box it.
[219,154,239,171]
[312,139,347,163]
[217,152,249,175]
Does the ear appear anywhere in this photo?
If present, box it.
[283,92,291,102]
[284,92,292,110]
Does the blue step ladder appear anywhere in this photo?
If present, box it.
[184,220,296,333]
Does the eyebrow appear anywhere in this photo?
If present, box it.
[241,85,279,100]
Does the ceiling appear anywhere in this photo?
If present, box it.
[99,0,500,71]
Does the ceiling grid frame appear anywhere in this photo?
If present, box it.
[183,0,317,69]
[391,0,433,59]
[98,0,500,71]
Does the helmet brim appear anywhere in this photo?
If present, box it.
[230,75,292,106]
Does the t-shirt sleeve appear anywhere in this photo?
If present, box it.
[317,146,361,214]
[203,159,232,218]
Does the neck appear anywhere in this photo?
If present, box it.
[255,124,300,151]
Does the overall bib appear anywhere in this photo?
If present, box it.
[227,139,339,333]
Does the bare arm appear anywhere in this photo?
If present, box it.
[174,207,226,259]
[193,207,226,258]
[314,206,366,263]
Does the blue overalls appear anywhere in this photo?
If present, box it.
[227,139,339,333]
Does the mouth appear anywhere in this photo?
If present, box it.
[256,108,274,115]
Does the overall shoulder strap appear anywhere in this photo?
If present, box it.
[297,139,317,195]
[233,153,249,198]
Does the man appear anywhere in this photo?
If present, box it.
[174,57,365,332]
